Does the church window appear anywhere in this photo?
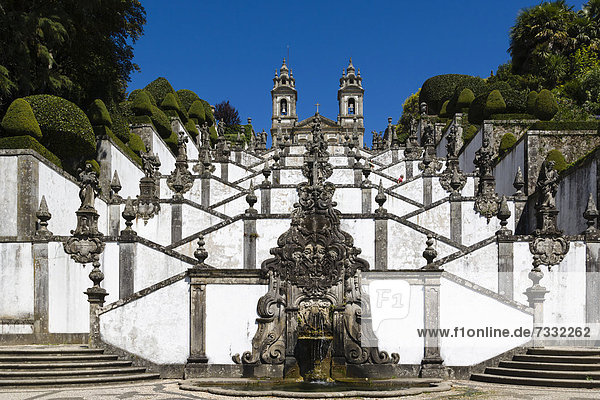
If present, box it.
[280,99,288,116]
[348,98,355,115]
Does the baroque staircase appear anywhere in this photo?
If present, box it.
[0,345,159,386]
[471,347,600,388]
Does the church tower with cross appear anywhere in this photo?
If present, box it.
[270,58,365,147]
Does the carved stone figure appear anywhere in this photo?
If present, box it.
[78,163,99,209]
[474,137,494,178]
[536,160,559,208]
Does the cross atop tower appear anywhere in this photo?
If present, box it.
[315,102,320,114]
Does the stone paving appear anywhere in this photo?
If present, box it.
[0,380,599,400]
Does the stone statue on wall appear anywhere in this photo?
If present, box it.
[217,120,225,137]
[474,137,494,177]
[536,160,559,208]
[78,163,99,210]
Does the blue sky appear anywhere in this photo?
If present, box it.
[128,0,584,146]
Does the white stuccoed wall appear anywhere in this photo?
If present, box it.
[440,277,532,366]
[133,243,190,292]
[109,144,145,199]
[459,127,483,173]
[340,219,375,267]
[214,195,259,217]
[0,157,18,236]
[384,194,419,216]
[333,188,362,213]
[100,277,190,364]
[0,243,33,319]
[395,179,423,204]
[181,205,223,239]
[442,243,499,292]
[205,284,268,364]
[210,180,240,205]
[204,220,244,268]
[256,219,290,265]
[38,163,80,236]
[152,134,176,175]
[270,188,297,214]
[132,204,172,246]
[408,202,451,239]
[329,169,354,185]
[461,201,515,247]
[495,139,525,197]
[100,243,120,305]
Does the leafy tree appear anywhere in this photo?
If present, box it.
[0,1,146,112]
[396,89,420,143]
[214,100,241,126]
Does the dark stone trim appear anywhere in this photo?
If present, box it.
[586,242,600,325]
[497,240,514,300]
[119,242,136,299]
[374,219,387,271]
[0,333,88,345]
[17,155,39,238]
[32,242,49,333]
[166,215,243,250]
[451,345,530,380]
[243,219,257,269]
[0,149,78,184]
[171,203,183,243]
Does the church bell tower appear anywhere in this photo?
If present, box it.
[271,59,298,144]
[338,58,364,145]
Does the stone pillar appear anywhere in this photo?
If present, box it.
[586,240,600,328]
[449,198,462,244]
[420,272,450,378]
[97,139,113,195]
[108,203,121,236]
[405,161,413,179]
[524,267,548,348]
[362,187,372,214]
[235,150,242,164]
[391,149,398,163]
[244,217,257,269]
[171,202,182,243]
[374,217,387,271]
[17,155,39,238]
[423,176,432,206]
[354,168,363,186]
[86,261,108,349]
[118,242,136,299]
[261,185,271,214]
[32,242,49,333]
[220,162,229,182]
[497,238,514,300]
[200,176,210,207]
[272,167,281,186]
[187,271,208,364]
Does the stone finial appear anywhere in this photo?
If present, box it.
[362,162,371,183]
[35,195,53,239]
[422,234,438,268]
[513,167,525,196]
[449,167,465,195]
[496,195,512,236]
[273,148,281,166]
[262,165,271,186]
[193,234,209,268]
[110,171,122,202]
[583,193,599,234]
[121,196,137,237]
[375,180,387,214]
[245,180,258,214]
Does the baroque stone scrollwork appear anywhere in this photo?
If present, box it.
[167,132,194,200]
[440,125,466,194]
[234,117,398,370]
[137,151,161,223]
[529,160,569,269]
[473,137,499,220]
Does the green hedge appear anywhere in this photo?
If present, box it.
[95,125,141,166]
[420,74,480,114]
[144,77,176,106]
[527,91,538,114]
[489,113,536,120]
[129,115,153,125]
[202,100,215,126]
[462,124,479,143]
[499,132,517,155]
[439,100,450,118]
[0,135,62,168]
[485,90,506,115]
[164,130,178,154]
[456,88,475,109]
[24,95,96,161]
[546,149,567,172]
[108,103,132,143]
[530,121,600,130]
[127,132,146,156]
[150,106,172,139]
[184,119,198,137]
[85,159,101,175]
[132,91,153,116]
[189,100,206,123]
[1,98,42,139]
[87,99,112,127]
[534,89,558,121]
[161,93,180,113]
[128,89,157,106]
[177,89,201,112]
[468,93,487,124]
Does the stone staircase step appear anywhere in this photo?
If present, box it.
[0,367,147,377]
[0,347,103,355]
[0,373,161,387]
[527,348,600,357]
[485,366,600,380]
[512,354,600,363]
[0,360,133,369]
[0,354,118,362]
[499,360,600,371]
[471,373,600,388]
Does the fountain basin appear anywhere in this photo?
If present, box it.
[180,377,452,398]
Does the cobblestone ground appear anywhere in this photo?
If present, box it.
[0,380,599,400]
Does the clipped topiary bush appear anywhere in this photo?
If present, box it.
[485,90,506,115]
[85,159,101,175]
[132,91,153,116]
[527,91,538,114]
[87,99,112,127]
[546,149,567,172]
[24,94,96,162]
[462,124,479,143]
[468,93,487,124]
[202,100,215,126]
[456,88,475,109]
[127,132,146,155]
[129,89,157,106]
[164,130,179,154]
[161,92,181,113]
[1,98,42,139]
[108,103,132,143]
[189,100,206,123]
[439,100,450,118]
[0,135,62,168]
[534,89,558,121]
[144,77,177,106]
[177,89,201,112]
[150,105,172,139]
[184,119,198,137]
[420,74,484,114]
[499,132,517,155]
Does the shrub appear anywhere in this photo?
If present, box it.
[527,91,538,114]
[132,91,153,116]
[485,90,506,115]
[468,93,487,124]
[462,124,479,143]
[202,100,215,126]
[531,121,599,130]
[456,88,475,109]
[177,89,201,112]
[126,132,146,155]
[546,149,567,172]
[129,89,157,106]
[161,92,181,113]
[144,77,177,106]
[209,125,218,145]
[87,99,112,127]
[1,99,42,139]
[24,95,96,161]
[439,100,450,118]
[108,103,132,143]
[0,135,62,168]
[85,159,101,175]
[189,100,206,123]
[534,89,558,121]
[164,130,179,154]
[150,105,172,139]
[499,133,517,155]
[420,74,484,114]
[184,119,198,137]
[489,113,536,120]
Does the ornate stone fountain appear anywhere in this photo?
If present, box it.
[232,116,399,382]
